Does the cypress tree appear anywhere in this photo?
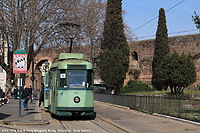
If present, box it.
[192,11,200,29]
[152,8,169,90]
[98,0,129,94]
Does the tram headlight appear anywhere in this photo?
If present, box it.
[74,96,80,103]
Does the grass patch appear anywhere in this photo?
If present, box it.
[121,89,200,97]
[121,90,170,95]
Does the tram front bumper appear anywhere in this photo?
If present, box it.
[56,107,94,116]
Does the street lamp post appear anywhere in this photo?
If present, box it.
[57,21,80,53]
[31,59,35,101]
[70,37,74,53]
[36,80,39,99]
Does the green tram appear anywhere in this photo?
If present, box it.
[46,53,95,117]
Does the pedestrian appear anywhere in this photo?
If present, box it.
[14,86,18,99]
[22,85,26,99]
[28,85,33,103]
[0,88,4,98]
[23,86,29,111]
[11,87,15,98]
[38,83,44,107]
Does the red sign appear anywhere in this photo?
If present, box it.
[13,54,27,73]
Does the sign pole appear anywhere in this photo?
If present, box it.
[19,73,21,117]
[13,49,27,118]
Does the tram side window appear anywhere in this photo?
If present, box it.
[87,70,93,88]
[45,75,48,85]
[52,71,57,87]
[60,70,67,87]
[45,87,49,99]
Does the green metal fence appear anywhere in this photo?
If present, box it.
[94,94,200,122]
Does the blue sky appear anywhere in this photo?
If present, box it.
[122,0,200,40]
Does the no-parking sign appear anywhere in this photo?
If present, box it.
[13,49,27,73]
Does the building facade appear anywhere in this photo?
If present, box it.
[0,31,8,92]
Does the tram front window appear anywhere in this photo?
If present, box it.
[68,71,86,88]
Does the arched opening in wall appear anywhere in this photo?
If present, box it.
[34,59,51,95]
[131,51,138,61]
[35,59,50,73]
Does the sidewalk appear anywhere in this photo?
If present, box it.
[0,98,49,125]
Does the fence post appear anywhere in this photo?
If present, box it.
[134,95,136,109]
[179,97,181,118]
[152,96,154,113]
[164,97,167,115]
[146,96,147,111]
[140,96,142,110]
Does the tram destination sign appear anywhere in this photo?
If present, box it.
[13,49,27,73]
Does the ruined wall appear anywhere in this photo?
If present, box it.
[128,33,200,85]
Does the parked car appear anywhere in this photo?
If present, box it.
[94,86,106,93]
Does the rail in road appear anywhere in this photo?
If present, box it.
[58,117,130,133]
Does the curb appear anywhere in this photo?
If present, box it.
[153,113,200,126]
[0,120,49,126]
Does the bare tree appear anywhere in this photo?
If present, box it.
[122,9,135,42]
[0,0,134,94]
[56,0,106,63]
[0,0,78,94]
[80,0,106,63]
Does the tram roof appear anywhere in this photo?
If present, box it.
[59,53,86,60]
[51,59,93,70]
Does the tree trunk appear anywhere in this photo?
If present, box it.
[174,86,177,94]
[5,70,12,97]
[170,86,174,94]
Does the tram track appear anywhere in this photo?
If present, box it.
[59,119,111,133]
[58,116,129,133]
[59,120,70,131]
[90,120,111,133]
[96,115,130,133]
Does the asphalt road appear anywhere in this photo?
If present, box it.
[94,101,200,133]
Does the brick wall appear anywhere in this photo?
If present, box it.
[128,33,200,86]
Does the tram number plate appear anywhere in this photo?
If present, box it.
[60,73,66,78]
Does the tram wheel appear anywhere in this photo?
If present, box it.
[90,112,96,120]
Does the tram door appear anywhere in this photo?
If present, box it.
[50,70,57,113]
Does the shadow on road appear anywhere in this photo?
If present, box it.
[0,113,11,120]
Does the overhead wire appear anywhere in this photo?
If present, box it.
[132,0,186,32]
[168,29,198,35]
[136,29,199,39]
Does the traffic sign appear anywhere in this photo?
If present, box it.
[13,49,27,73]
